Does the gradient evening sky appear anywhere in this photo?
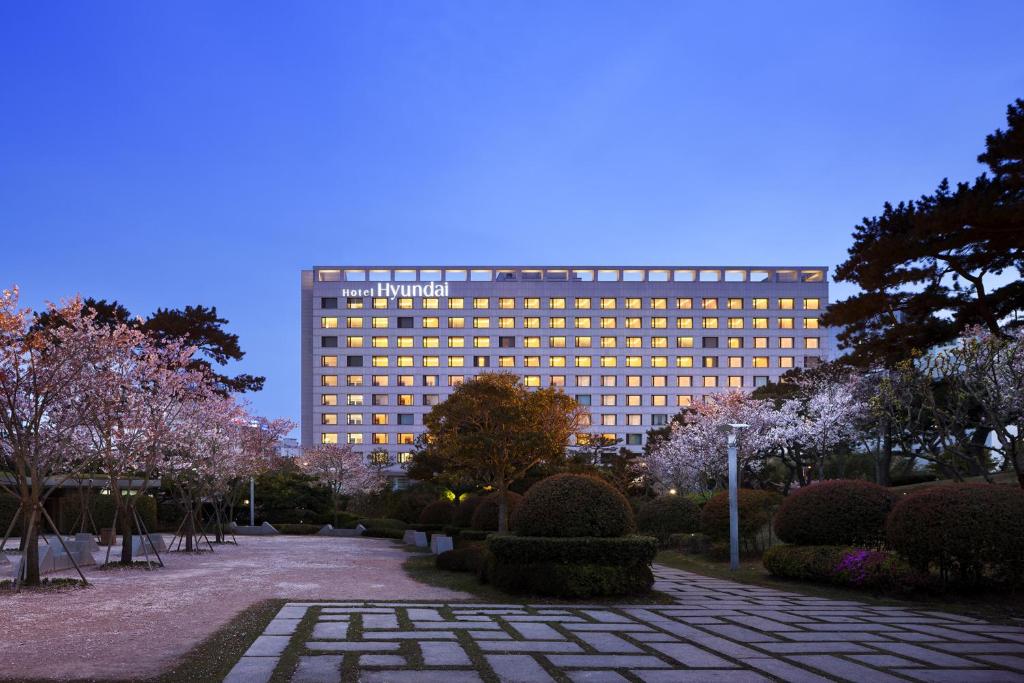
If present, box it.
[1,2,1022,435]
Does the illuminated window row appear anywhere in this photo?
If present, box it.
[320,296,822,311]
[320,316,822,330]
[320,336,820,354]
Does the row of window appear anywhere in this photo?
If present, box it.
[321,335,820,352]
[320,316,822,331]
[321,296,822,311]
[321,354,814,371]
[321,431,649,446]
[322,380,779,408]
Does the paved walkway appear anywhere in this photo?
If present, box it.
[227,566,1024,683]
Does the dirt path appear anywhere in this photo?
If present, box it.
[0,535,467,680]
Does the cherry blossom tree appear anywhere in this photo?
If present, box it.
[644,392,779,494]
[301,443,385,526]
[0,289,97,585]
[75,323,199,565]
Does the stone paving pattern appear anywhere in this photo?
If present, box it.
[225,566,1024,682]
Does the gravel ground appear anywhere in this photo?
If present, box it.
[0,535,467,680]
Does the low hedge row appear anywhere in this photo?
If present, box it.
[458,529,491,542]
[484,535,656,597]
[486,535,657,566]
[436,545,487,574]
[763,545,932,593]
[361,528,405,540]
[358,518,407,531]
[275,523,321,535]
[487,560,654,598]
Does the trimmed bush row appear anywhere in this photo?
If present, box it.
[436,545,487,574]
[274,523,321,535]
[763,545,931,593]
[886,484,1024,585]
[487,560,654,598]
[486,535,657,566]
[774,480,894,547]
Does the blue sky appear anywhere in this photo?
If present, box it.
[1,2,1022,432]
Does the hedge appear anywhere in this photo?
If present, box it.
[358,517,407,531]
[487,535,657,566]
[886,484,1024,586]
[454,496,483,527]
[636,496,700,545]
[275,523,321,535]
[458,529,492,542]
[360,528,405,539]
[763,545,932,593]
[485,536,657,597]
[436,545,487,574]
[418,500,456,526]
[513,474,635,538]
[700,489,781,551]
[774,480,894,547]
[60,492,158,535]
[471,492,522,531]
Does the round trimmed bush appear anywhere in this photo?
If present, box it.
[886,484,1024,585]
[513,474,635,538]
[470,492,523,531]
[700,489,782,547]
[454,495,483,527]
[774,480,895,547]
[418,500,456,525]
[636,496,700,544]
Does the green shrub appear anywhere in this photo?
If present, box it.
[636,496,700,545]
[331,511,361,529]
[487,535,657,565]
[774,480,894,547]
[488,561,653,598]
[886,484,1024,586]
[360,528,405,539]
[453,495,483,527]
[763,545,931,593]
[668,532,708,554]
[275,523,320,535]
[358,518,408,532]
[458,529,492,542]
[411,523,445,533]
[512,474,635,538]
[700,489,781,552]
[471,492,523,531]
[436,544,486,573]
[418,501,456,525]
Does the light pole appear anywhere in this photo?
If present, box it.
[249,477,255,527]
[726,422,749,571]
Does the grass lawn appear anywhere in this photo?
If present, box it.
[402,549,676,604]
[657,549,1024,625]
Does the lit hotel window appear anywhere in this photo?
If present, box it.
[752,298,768,310]
[727,298,743,310]
[448,297,464,309]
[473,297,489,309]
[803,298,820,310]
[676,298,693,309]
[575,297,591,309]
[549,317,566,328]
[701,298,718,309]
[321,317,338,329]
[321,433,338,444]
[549,298,566,309]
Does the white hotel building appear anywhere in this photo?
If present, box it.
[301,266,830,475]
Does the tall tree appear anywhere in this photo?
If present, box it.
[421,373,586,532]
[823,98,1024,368]
[37,299,264,393]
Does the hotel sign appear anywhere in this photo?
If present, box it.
[339,282,451,300]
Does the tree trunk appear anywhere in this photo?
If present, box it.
[496,474,509,534]
[119,499,135,565]
[184,497,195,553]
[22,504,40,586]
[875,422,892,486]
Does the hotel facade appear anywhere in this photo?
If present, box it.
[301,266,830,477]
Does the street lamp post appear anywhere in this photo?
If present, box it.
[726,423,749,571]
[249,477,255,527]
